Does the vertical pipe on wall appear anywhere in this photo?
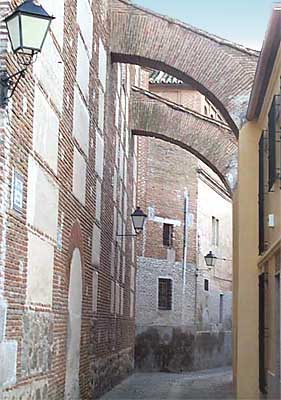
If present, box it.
[181,192,189,324]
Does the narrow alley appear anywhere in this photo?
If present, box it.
[0,1,280,399]
[101,368,234,400]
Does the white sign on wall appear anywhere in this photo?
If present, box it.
[11,170,24,213]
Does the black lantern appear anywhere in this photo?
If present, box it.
[204,251,217,267]
[5,0,54,58]
[0,0,54,107]
[131,207,147,234]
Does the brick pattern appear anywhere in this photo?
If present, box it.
[136,136,198,265]
[110,0,258,133]
[0,0,136,399]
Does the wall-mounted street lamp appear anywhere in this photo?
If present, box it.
[204,250,232,268]
[1,0,55,107]
[117,207,147,237]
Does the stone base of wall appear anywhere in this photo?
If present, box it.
[0,379,48,400]
[91,347,134,399]
[135,326,232,372]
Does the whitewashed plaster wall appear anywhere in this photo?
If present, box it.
[77,0,93,56]
[33,86,59,173]
[41,0,65,48]
[72,147,87,206]
[27,156,59,241]
[197,170,233,283]
[73,87,90,157]
[91,223,101,268]
[76,36,90,102]
[26,232,54,306]
[33,35,64,113]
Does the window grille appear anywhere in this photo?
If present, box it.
[158,278,172,310]
[163,223,173,247]
[259,133,265,255]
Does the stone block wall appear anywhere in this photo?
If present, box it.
[135,326,232,373]
[136,257,196,327]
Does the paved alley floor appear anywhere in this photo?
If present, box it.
[100,367,234,400]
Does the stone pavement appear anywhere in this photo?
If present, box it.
[100,367,235,399]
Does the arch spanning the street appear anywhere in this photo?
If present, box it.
[131,87,238,193]
[110,0,259,134]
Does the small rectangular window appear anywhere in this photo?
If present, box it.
[219,294,224,323]
[212,217,219,246]
[158,278,172,310]
[204,279,209,292]
[163,223,173,247]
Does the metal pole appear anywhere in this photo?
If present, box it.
[181,192,189,324]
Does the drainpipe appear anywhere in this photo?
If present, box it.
[181,192,189,324]
[194,237,199,328]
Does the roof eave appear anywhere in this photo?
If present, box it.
[247,5,281,121]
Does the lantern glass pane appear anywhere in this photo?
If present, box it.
[6,15,21,52]
[133,215,145,230]
[21,15,50,51]
[205,254,215,267]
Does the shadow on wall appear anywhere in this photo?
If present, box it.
[135,327,232,372]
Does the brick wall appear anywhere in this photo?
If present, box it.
[0,0,137,398]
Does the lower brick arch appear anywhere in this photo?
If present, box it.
[131,87,238,193]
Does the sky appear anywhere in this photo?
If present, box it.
[134,0,275,50]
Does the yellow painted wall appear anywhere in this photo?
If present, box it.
[235,43,281,400]
[235,122,261,399]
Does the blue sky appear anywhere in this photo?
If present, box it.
[135,0,275,50]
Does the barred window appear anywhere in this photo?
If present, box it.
[163,223,173,247]
[204,279,209,292]
[158,278,172,310]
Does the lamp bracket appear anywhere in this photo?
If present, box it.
[0,68,27,108]
[116,234,138,237]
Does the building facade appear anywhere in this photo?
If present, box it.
[233,6,281,399]
[0,1,142,398]
[135,75,233,372]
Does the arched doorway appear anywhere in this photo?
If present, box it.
[64,248,83,400]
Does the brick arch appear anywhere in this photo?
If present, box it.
[110,0,259,134]
[131,87,238,193]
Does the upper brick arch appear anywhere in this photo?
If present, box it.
[131,87,238,194]
[110,0,259,134]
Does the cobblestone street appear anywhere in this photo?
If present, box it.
[100,367,234,399]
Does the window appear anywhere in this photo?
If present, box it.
[204,279,209,292]
[212,217,219,246]
[158,278,172,310]
[259,133,265,255]
[163,223,173,247]
[268,97,276,191]
[219,294,224,323]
